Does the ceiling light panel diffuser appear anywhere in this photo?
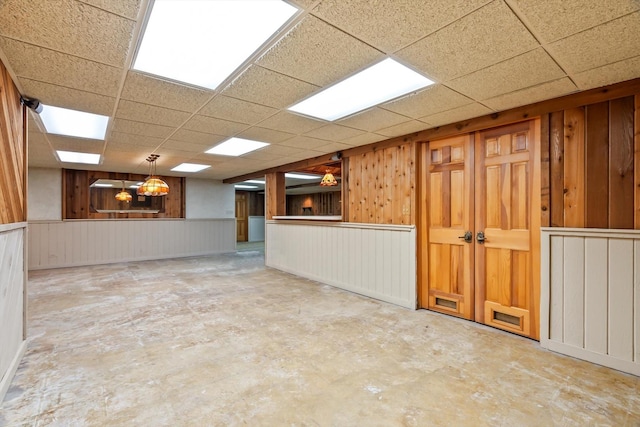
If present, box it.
[171,163,211,173]
[206,137,269,156]
[235,185,258,189]
[289,58,435,121]
[41,105,109,140]
[285,173,320,180]
[134,0,299,90]
[56,150,101,165]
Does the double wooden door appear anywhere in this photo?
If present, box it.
[420,120,540,339]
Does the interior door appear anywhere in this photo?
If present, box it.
[235,192,248,242]
[425,135,474,319]
[475,120,540,339]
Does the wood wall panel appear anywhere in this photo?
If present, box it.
[0,60,25,224]
[286,191,341,216]
[545,96,638,229]
[265,221,416,309]
[63,169,185,219]
[266,172,285,220]
[540,228,640,376]
[28,219,235,270]
[346,143,415,225]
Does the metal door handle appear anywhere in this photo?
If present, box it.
[476,231,486,244]
[458,231,472,243]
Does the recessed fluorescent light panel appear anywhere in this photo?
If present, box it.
[235,185,258,189]
[134,0,298,90]
[285,173,320,180]
[41,105,109,140]
[92,183,113,188]
[56,150,101,165]
[171,163,210,173]
[289,58,434,121]
[206,137,269,157]
[245,180,265,184]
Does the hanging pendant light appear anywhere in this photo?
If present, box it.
[137,154,169,196]
[320,169,338,186]
[115,180,132,202]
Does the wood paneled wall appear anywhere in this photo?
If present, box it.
[345,143,416,224]
[542,95,638,229]
[266,172,285,219]
[0,60,26,224]
[286,191,341,216]
[63,169,185,219]
[248,191,265,217]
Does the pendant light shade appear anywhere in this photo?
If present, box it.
[115,180,132,202]
[320,170,338,186]
[138,154,169,196]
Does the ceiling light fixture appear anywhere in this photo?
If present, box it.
[320,170,338,186]
[289,58,434,121]
[235,185,258,189]
[206,137,269,157]
[284,173,320,180]
[138,154,169,196]
[171,163,211,173]
[41,105,109,139]
[133,0,298,90]
[115,180,133,202]
[57,150,101,165]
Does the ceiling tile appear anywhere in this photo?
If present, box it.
[20,78,115,116]
[0,38,122,96]
[396,0,539,81]
[341,132,387,147]
[115,99,192,127]
[0,0,135,67]
[257,111,325,135]
[420,103,493,127]
[161,139,214,153]
[446,48,566,100]
[257,15,383,87]
[261,144,306,157]
[121,72,212,113]
[338,107,410,132]
[549,12,640,73]
[183,115,248,137]
[221,65,319,108]
[48,135,104,153]
[236,127,295,144]
[108,131,164,148]
[242,151,282,162]
[171,129,227,146]
[200,95,278,125]
[278,135,330,150]
[312,0,491,52]
[483,77,578,111]
[573,55,640,90]
[304,124,364,141]
[79,0,142,20]
[380,85,473,119]
[375,120,429,138]
[111,119,175,139]
[509,0,639,43]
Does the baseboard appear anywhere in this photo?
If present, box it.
[0,340,27,405]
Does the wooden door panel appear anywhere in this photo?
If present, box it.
[476,120,539,339]
[235,192,248,242]
[425,135,474,319]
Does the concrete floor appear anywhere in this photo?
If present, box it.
[2,250,639,426]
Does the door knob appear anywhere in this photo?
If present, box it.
[458,231,472,243]
[476,231,486,244]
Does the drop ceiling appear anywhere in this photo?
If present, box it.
[1,0,639,180]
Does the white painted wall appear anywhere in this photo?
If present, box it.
[27,168,62,221]
[266,221,416,309]
[185,178,235,219]
[541,228,640,376]
[0,223,27,402]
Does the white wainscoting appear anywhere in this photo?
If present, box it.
[266,220,416,309]
[0,223,27,402]
[541,228,640,376]
[28,219,236,270]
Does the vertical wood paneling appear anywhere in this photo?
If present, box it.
[608,238,634,360]
[563,108,585,227]
[266,172,285,220]
[266,222,416,309]
[584,238,608,354]
[635,95,640,229]
[609,97,634,229]
[563,236,585,348]
[28,219,236,270]
[540,114,551,227]
[550,111,565,227]
[585,102,609,228]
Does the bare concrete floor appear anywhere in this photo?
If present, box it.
[2,250,639,426]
